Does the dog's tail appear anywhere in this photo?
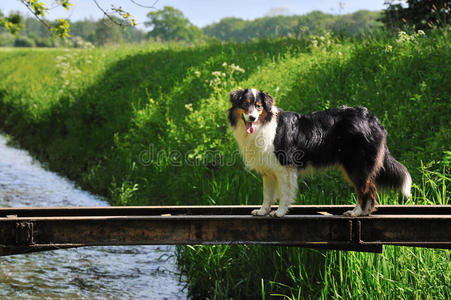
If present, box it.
[375,151,412,198]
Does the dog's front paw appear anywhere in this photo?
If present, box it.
[251,208,270,216]
[269,209,287,217]
[343,205,369,217]
[343,209,357,217]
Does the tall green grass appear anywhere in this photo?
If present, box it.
[0,30,449,298]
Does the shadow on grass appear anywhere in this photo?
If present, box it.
[0,39,308,198]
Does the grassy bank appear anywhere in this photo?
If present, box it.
[0,31,449,298]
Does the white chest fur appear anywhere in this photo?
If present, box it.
[231,109,281,174]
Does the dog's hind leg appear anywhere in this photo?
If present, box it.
[344,178,378,216]
[270,168,298,217]
[342,160,381,217]
[342,132,385,217]
[252,174,277,216]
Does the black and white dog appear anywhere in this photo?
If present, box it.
[228,89,411,217]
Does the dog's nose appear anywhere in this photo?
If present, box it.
[249,115,256,122]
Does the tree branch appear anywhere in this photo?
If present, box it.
[129,0,159,9]
[18,0,52,32]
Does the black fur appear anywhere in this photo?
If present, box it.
[273,106,384,168]
[273,106,392,212]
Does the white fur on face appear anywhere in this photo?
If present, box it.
[243,107,260,122]
[251,88,258,100]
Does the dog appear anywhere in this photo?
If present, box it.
[228,88,411,217]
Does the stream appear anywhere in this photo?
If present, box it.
[0,135,187,299]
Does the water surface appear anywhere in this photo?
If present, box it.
[0,135,186,299]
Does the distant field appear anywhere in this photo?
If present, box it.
[0,31,449,298]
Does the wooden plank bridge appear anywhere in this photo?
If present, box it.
[0,205,450,256]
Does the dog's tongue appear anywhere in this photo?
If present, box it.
[245,122,255,134]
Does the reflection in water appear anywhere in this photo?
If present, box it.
[0,135,186,299]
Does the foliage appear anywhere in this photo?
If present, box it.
[13,35,35,47]
[18,0,71,38]
[3,0,140,39]
[381,0,451,30]
[145,6,204,42]
[204,10,383,41]
[0,15,146,48]
[1,7,383,47]
[93,17,124,46]
[3,1,448,43]
[0,30,449,298]
[0,10,24,35]
[110,6,136,27]
[0,32,15,47]
[51,18,71,39]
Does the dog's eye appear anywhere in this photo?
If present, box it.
[255,102,262,109]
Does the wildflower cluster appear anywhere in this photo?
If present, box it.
[55,49,94,92]
[396,30,426,44]
[310,32,334,51]
[71,36,94,49]
[209,62,245,94]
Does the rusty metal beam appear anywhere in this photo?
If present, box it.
[0,205,449,256]
[0,205,449,217]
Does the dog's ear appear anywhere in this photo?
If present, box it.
[230,89,245,106]
[260,91,275,111]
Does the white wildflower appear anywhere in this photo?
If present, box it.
[396,31,413,43]
[230,64,245,73]
[185,103,193,112]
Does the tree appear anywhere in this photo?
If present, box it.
[0,9,24,34]
[0,32,15,46]
[331,10,382,36]
[94,18,124,46]
[381,0,450,30]
[203,17,248,41]
[14,35,35,47]
[203,10,382,41]
[145,6,204,42]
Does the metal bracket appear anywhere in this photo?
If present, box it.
[353,220,363,244]
[347,219,382,253]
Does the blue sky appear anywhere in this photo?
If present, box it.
[2,0,388,28]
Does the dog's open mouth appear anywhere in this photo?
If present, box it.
[245,121,256,134]
[242,115,257,134]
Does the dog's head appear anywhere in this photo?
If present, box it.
[227,88,274,134]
